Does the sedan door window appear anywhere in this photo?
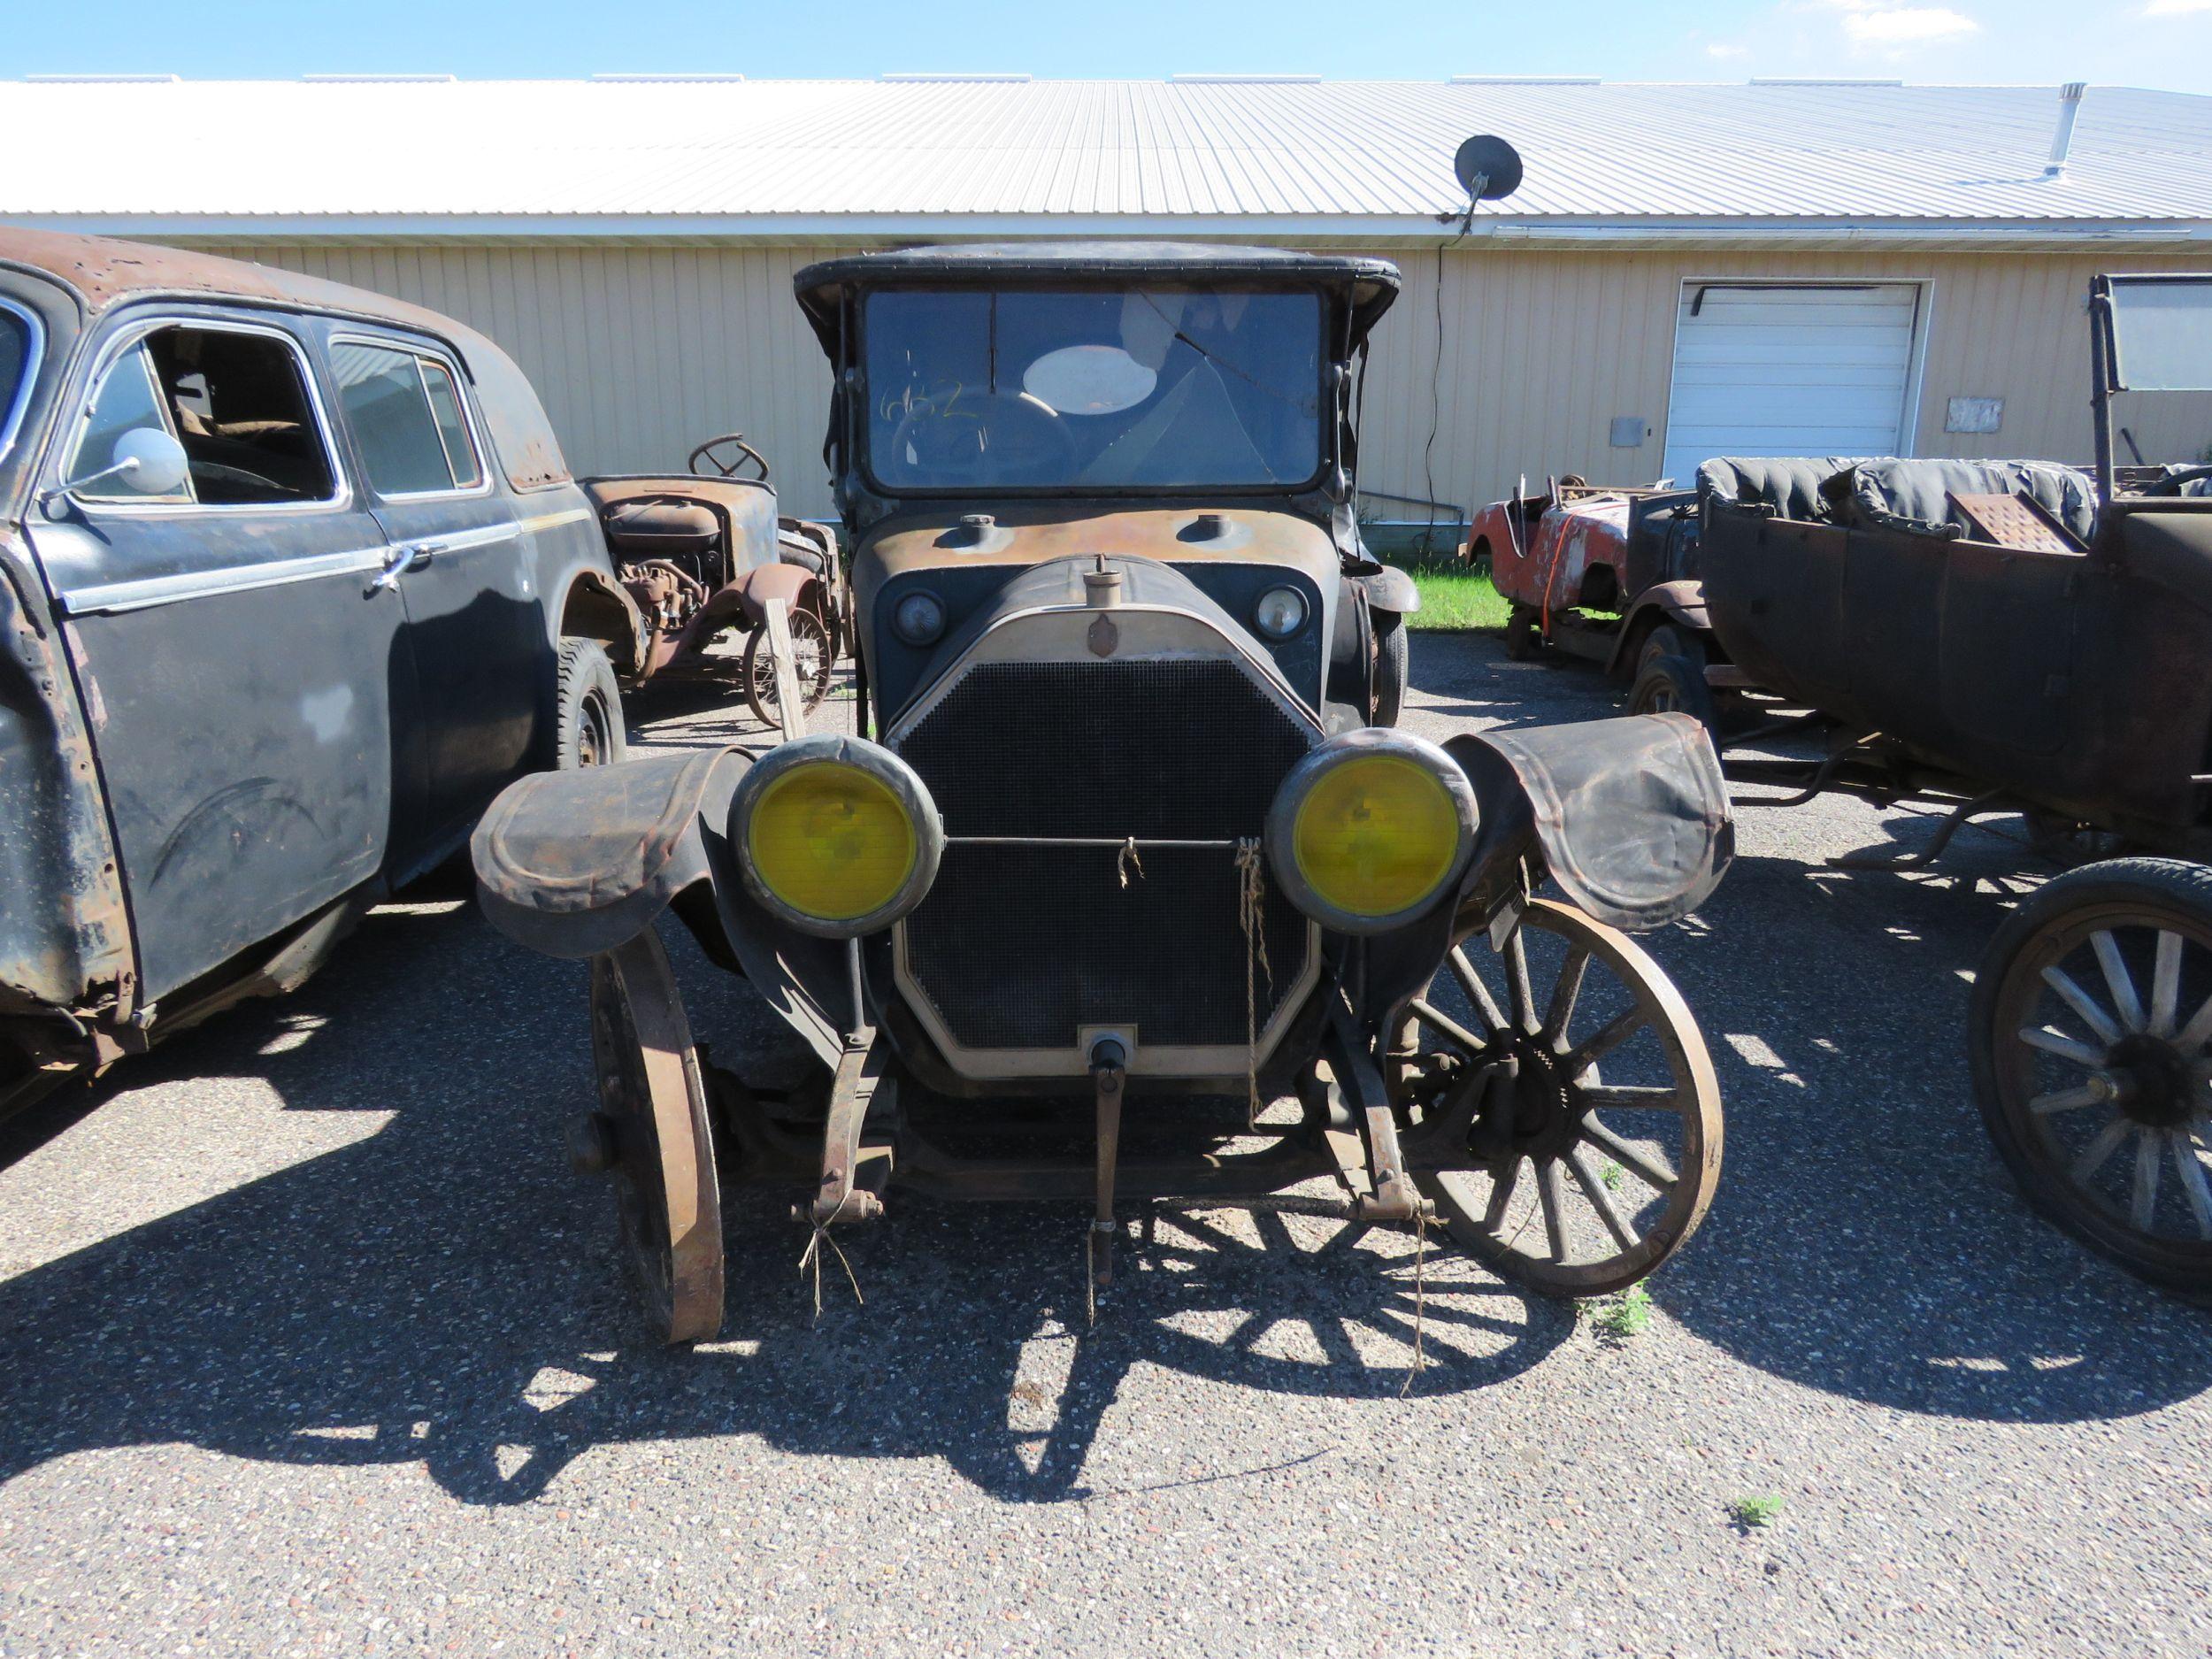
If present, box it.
[70,324,339,507]
[332,341,483,496]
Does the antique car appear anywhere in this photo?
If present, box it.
[1682,273,2212,1296]
[583,433,848,726]
[0,228,649,1118]
[1473,475,1706,681]
[472,242,1734,1343]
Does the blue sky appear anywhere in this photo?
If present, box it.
[5,0,2211,93]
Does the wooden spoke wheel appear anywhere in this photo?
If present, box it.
[1384,898,1724,1297]
[741,606,834,728]
[585,932,725,1344]
[1970,857,2212,1299]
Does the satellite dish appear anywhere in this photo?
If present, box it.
[1453,134,1525,202]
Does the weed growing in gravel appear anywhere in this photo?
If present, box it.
[1600,1160,1624,1191]
[1731,1494,1785,1530]
[1591,1284,1654,1341]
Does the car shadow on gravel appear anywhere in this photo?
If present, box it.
[0,901,1569,1509]
[1647,831,2212,1425]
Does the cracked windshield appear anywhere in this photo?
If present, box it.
[864,288,1323,489]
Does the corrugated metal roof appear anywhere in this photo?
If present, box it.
[4,78,2210,236]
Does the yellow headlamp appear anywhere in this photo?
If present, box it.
[730,736,942,937]
[1266,730,1477,934]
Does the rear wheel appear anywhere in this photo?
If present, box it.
[1969,857,2212,1299]
[1636,622,1707,677]
[1372,612,1410,727]
[555,638,626,769]
[1502,605,1539,662]
[741,607,834,729]
[1384,899,1724,1296]
[1628,653,1715,732]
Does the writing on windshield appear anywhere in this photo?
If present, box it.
[864,288,1323,491]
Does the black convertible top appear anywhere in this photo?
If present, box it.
[794,241,1401,357]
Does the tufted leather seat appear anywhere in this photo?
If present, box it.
[1696,457,1876,523]
[1832,458,2098,544]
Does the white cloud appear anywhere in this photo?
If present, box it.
[1799,0,1981,51]
[1706,42,1752,60]
[2144,0,2212,15]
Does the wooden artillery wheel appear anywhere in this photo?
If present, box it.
[1970,857,2212,1299]
[741,606,834,727]
[586,932,726,1344]
[1384,899,1724,1297]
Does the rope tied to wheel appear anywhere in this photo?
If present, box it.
[1233,838,1274,1125]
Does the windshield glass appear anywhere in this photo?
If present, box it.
[2109,277,2212,391]
[864,288,1324,491]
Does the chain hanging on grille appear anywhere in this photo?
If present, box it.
[1233,838,1274,1126]
[1116,836,1145,889]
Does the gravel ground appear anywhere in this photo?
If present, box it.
[1,633,2207,1659]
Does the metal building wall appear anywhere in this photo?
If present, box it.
[219,240,2212,523]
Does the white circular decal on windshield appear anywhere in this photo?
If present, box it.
[1021,345,1158,416]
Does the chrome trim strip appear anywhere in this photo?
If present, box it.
[58,544,391,617]
[518,506,592,534]
[423,520,521,554]
[0,296,44,465]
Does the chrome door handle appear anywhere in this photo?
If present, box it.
[366,546,411,595]
[406,540,449,565]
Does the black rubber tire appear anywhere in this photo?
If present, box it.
[1502,606,1539,661]
[1968,856,2212,1300]
[1628,653,1716,731]
[1637,622,1708,677]
[554,638,626,769]
[1372,612,1410,727]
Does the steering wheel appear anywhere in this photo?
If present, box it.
[687,434,772,483]
[2144,463,2212,496]
[885,392,1077,485]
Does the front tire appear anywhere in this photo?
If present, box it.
[1969,857,2212,1299]
[555,638,626,769]
[1372,612,1410,727]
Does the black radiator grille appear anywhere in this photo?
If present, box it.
[895,660,1315,1051]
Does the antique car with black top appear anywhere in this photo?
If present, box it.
[0,228,648,1117]
[1679,273,2212,1297]
[473,241,1734,1343]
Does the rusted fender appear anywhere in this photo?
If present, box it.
[1356,564,1420,616]
[1447,712,1732,933]
[471,748,847,1065]
[561,565,649,677]
[734,562,816,626]
[1604,580,1710,676]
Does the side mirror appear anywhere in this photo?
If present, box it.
[41,426,190,507]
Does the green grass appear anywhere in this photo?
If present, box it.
[1592,1284,1655,1341]
[1730,1494,1786,1530]
[1403,558,1509,633]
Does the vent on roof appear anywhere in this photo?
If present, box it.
[2045,81,2087,178]
[302,73,457,82]
[592,72,745,82]
[1449,75,1600,85]
[25,73,180,83]
[1748,78,1904,88]
[881,73,1032,82]
[1171,73,1322,83]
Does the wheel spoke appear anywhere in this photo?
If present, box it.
[1566,1147,1640,1252]
[2072,1116,2132,1183]
[2176,991,2212,1056]
[1536,1158,1569,1263]
[1578,1083,1684,1112]
[2131,1127,2162,1231]
[2091,930,2147,1033]
[1563,1007,1647,1077]
[2018,1026,2108,1070]
[2039,965,2123,1047]
[2171,1133,2212,1240]
[1409,998,1491,1062]
[1505,930,1539,1034]
[1542,949,1591,1045]
[2151,931,2184,1039]
[2029,1084,2107,1116]
[1483,1156,1522,1230]
[1446,947,1509,1035]
[1579,1115,1679,1190]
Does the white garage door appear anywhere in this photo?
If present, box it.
[1661,282,1923,486]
